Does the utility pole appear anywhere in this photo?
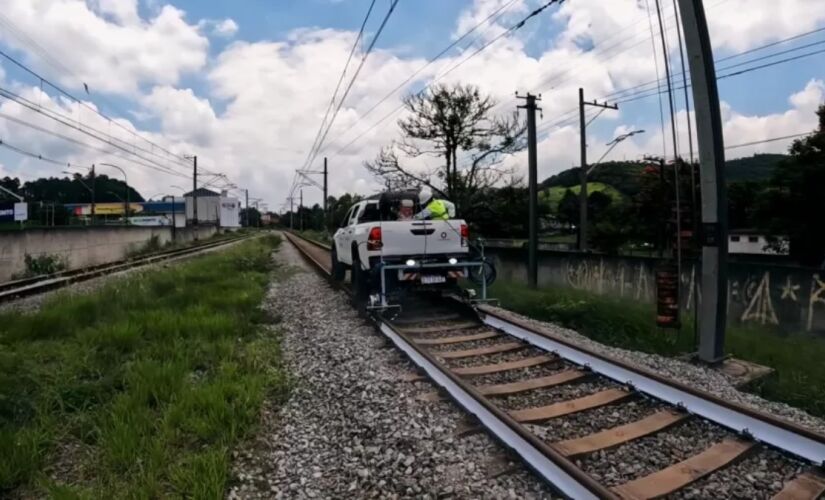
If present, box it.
[677,0,728,363]
[299,189,304,232]
[289,197,294,230]
[517,92,542,289]
[245,189,249,227]
[323,157,329,230]
[90,164,96,225]
[185,155,198,226]
[578,89,618,251]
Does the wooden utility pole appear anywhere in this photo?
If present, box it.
[578,89,618,251]
[517,92,542,289]
[677,0,729,363]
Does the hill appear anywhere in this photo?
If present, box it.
[540,154,788,195]
[725,153,787,182]
[541,182,624,211]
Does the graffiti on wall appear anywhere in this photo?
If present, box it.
[561,258,825,332]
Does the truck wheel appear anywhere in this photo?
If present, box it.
[331,247,345,281]
[351,255,370,312]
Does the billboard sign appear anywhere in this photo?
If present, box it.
[0,202,27,222]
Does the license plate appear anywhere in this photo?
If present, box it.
[421,275,446,284]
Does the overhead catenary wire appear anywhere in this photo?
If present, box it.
[0,111,190,179]
[0,87,199,179]
[300,0,378,175]
[300,0,401,178]
[327,0,565,159]
[0,47,198,173]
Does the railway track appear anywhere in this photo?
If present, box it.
[285,231,825,499]
[0,233,256,303]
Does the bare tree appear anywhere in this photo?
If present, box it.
[364,83,525,209]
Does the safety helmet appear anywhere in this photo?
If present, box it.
[418,188,433,206]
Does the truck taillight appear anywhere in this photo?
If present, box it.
[460,224,469,246]
[367,226,383,250]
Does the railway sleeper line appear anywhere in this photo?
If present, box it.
[285,231,825,499]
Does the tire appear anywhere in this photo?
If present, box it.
[331,247,345,281]
[351,254,370,314]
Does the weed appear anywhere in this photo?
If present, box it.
[14,253,67,279]
[0,235,285,496]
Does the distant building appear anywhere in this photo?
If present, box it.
[728,230,789,256]
[183,188,241,228]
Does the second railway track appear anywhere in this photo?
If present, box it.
[0,233,256,303]
[285,231,825,499]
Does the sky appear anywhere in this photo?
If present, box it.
[0,0,824,211]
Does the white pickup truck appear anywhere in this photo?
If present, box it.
[331,191,470,304]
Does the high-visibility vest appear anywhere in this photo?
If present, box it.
[426,199,449,220]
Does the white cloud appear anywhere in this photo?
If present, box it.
[0,0,208,96]
[214,18,239,38]
[0,0,823,210]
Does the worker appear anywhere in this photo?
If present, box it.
[414,188,450,220]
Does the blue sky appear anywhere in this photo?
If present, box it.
[0,0,824,208]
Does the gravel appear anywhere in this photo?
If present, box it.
[469,361,565,386]
[227,239,558,499]
[670,448,805,500]
[445,346,549,369]
[576,419,730,487]
[486,307,825,435]
[527,398,663,442]
[493,379,615,412]
[428,335,521,353]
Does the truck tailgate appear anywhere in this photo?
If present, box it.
[379,220,467,256]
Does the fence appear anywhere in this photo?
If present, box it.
[484,245,825,333]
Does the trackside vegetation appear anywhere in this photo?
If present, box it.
[490,280,825,419]
[0,234,286,497]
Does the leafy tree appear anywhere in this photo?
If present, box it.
[756,104,825,265]
[365,83,525,210]
[556,189,579,230]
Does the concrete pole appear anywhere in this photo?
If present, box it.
[676,0,729,363]
[323,157,328,231]
[192,155,198,226]
[518,93,540,289]
[578,88,587,251]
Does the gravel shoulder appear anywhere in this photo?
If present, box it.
[227,239,557,499]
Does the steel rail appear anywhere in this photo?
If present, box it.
[480,308,825,465]
[290,231,825,498]
[0,233,256,302]
[284,231,613,498]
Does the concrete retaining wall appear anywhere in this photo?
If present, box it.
[485,246,825,333]
[0,225,218,282]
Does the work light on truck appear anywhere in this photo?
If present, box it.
[367,226,383,250]
[460,224,469,247]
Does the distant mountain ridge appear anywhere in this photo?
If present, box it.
[541,154,788,196]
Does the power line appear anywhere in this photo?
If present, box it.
[0,87,197,178]
[325,0,520,149]
[0,84,199,176]
[300,0,401,177]
[0,47,197,172]
[0,111,190,179]
[301,0,378,175]
[614,46,825,106]
[725,132,811,150]
[328,0,564,159]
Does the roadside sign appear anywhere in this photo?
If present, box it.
[14,202,28,222]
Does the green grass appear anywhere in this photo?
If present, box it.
[296,229,332,246]
[489,280,825,418]
[0,234,287,497]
